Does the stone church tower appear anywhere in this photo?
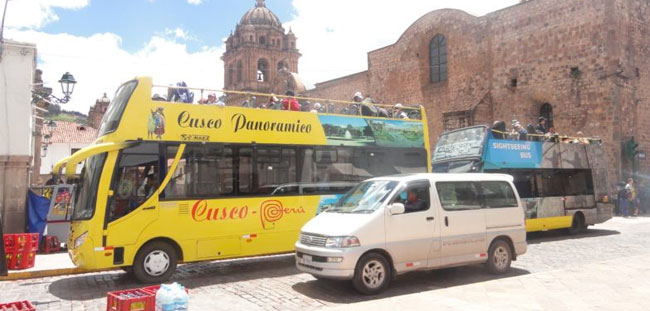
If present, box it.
[222,0,303,102]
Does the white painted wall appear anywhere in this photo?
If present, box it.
[0,40,36,157]
[40,142,89,174]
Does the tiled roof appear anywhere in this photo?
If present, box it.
[42,121,98,144]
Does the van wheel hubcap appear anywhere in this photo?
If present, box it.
[493,246,509,270]
[361,260,385,289]
[144,250,170,276]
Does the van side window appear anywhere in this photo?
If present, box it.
[392,182,430,213]
[436,182,481,210]
[481,181,518,208]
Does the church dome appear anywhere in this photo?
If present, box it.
[239,0,282,28]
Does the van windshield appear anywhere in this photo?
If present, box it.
[328,180,398,214]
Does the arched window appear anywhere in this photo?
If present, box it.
[429,34,448,83]
[540,103,554,128]
[236,60,243,83]
[257,59,268,82]
[277,61,287,72]
[259,36,266,45]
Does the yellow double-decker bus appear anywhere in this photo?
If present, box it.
[54,77,431,282]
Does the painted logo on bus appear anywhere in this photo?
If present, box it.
[190,199,306,228]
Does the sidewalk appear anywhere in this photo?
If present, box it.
[325,253,650,311]
[0,252,113,280]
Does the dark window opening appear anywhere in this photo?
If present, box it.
[429,34,448,83]
[540,103,554,129]
[510,78,518,88]
[259,36,266,45]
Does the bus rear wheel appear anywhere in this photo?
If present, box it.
[133,241,177,283]
[568,213,585,235]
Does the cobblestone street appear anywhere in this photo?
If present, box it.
[1,217,649,310]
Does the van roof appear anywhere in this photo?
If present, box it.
[368,173,514,183]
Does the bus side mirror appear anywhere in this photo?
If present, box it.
[389,203,405,215]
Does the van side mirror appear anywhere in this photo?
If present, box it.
[389,203,405,215]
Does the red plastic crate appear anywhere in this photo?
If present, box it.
[106,289,154,311]
[141,285,189,296]
[26,234,39,252]
[0,300,35,311]
[3,234,39,253]
[39,236,61,254]
[6,251,36,270]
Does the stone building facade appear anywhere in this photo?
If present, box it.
[87,93,110,129]
[307,0,650,187]
[222,0,304,104]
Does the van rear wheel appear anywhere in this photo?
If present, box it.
[486,240,512,274]
[352,253,391,295]
[133,241,177,283]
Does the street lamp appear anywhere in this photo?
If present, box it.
[56,72,77,104]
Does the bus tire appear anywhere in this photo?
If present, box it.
[486,239,512,275]
[133,241,177,284]
[568,213,585,235]
[352,252,391,295]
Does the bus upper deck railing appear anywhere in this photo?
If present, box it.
[151,84,424,120]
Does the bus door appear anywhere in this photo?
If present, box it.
[104,143,163,263]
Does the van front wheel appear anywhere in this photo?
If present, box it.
[352,253,391,295]
[133,241,177,283]
[486,240,512,274]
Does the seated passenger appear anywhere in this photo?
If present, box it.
[405,190,426,212]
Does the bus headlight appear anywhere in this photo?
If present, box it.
[74,231,88,249]
[325,236,360,248]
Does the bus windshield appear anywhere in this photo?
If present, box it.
[72,153,106,220]
[432,127,487,162]
[98,80,138,136]
[328,180,398,214]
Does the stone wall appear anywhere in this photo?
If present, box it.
[308,0,650,189]
[305,71,369,102]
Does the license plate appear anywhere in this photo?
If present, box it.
[303,254,312,264]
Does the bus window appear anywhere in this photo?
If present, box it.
[164,144,233,199]
[536,170,564,197]
[255,147,297,195]
[436,182,482,210]
[563,169,594,196]
[238,147,253,194]
[108,154,159,222]
[480,181,518,208]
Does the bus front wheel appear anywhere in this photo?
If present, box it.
[568,213,585,235]
[133,241,178,283]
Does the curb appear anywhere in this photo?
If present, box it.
[0,267,119,281]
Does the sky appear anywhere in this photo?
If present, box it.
[1,0,518,113]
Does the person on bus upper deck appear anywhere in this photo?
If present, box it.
[392,103,408,119]
[526,124,539,141]
[513,122,527,140]
[311,103,322,113]
[492,121,506,139]
[282,91,300,111]
[536,117,549,134]
[544,127,558,143]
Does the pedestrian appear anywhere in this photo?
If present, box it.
[617,182,627,216]
[392,103,408,119]
[626,178,639,217]
[282,90,300,111]
[536,117,549,134]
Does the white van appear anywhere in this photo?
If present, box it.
[295,173,527,294]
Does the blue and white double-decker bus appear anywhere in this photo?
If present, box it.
[431,125,613,233]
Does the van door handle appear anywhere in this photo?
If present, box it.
[142,206,155,210]
[426,217,434,221]
[445,216,449,227]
